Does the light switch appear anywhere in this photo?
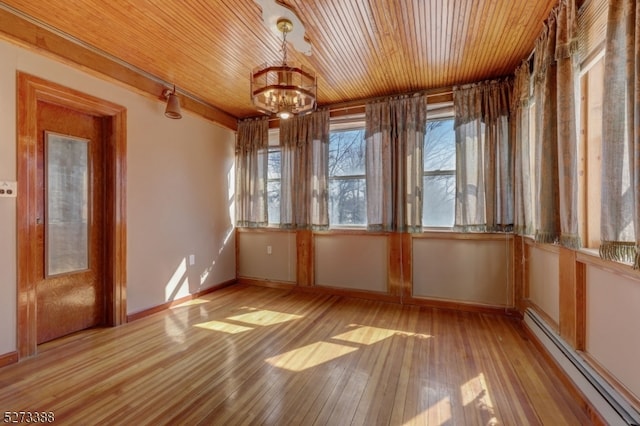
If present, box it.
[0,181,17,198]
[267,245,272,255]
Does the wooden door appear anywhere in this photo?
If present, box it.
[35,101,105,344]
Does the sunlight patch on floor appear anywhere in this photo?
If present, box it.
[194,320,253,334]
[332,325,399,345]
[460,372,499,425]
[171,298,210,308]
[403,396,452,425]
[266,341,358,372]
[227,309,302,326]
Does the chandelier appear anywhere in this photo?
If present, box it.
[251,18,317,120]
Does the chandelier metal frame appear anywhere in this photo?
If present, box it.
[250,18,317,119]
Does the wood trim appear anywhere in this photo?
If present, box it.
[559,247,579,348]
[523,237,562,254]
[17,73,127,359]
[388,232,402,296]
[576,250,640,282]
[299,284,399,304]
[412,231,514,241]
[106,107,128,326]
[235,227,240,280]
[522,236,532,303]
[514,235,527,313]
[522,321,608,426]
[388,232,412,298]
[235,227,295,235]
[0,351,18,368]
[313,229,389,237]
[296,229,313,287]
[405,296,520,317]
[126,279,237,322]
[237,278,297,290]
[575,261,586,351]
[16,72,38,359]
[238,227,513,242]
[401,232,412,298]
[0,8,237,130]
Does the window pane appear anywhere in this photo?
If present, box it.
[268,149,280,179]
[46,133,89,276]
[422,175,455,227]
[329,178,366,226]
[267,181,280,224]
[329,129,365,177]
[267,148,281,225]
[424,119,456,171]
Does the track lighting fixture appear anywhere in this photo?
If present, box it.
[162,85,182,119]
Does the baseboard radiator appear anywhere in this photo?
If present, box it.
[524,308,640,425]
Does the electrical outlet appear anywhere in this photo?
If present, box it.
[267,245,272,255]
[0,181,17,198]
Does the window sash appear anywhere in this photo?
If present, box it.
[423,117,456,229]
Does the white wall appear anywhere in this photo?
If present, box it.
[586,265,640,400]
[237,231,296,283]
[0,37,236,354]
[412,237,512,306]
[237,231,515,304]
[0,39,18,357]
[315,234,387,292]
[528,246,560,325]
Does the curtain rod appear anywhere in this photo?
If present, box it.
[266,86,454,123]
[326,87,453,113]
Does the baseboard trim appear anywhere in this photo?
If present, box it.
[297,284,400,304]
[237,278,298,290]
[239,277,519,316]
[127,279,237,322]
[523,308,639,425]
[405,296,520,317]
[0,351,18,368]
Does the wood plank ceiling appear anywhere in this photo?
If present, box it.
[0,0,558,123]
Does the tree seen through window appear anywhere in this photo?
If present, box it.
[328,129,366,226]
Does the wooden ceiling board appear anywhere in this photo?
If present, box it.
[0,0,558,121]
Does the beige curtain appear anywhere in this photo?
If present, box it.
[279,109,330,229]
[235,117,269,227]
[532,0,581,248]
[512,62,534,236]
[600,0,639,268]
[453,79,513,232]
[365,95,427,232]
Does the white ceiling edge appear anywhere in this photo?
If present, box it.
[254,0,312,56]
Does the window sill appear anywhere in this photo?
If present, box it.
[414,231,513,241]
[576,248,640,281]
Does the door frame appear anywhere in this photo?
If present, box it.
[17,73,127,358]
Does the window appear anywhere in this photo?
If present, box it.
[328,128,366,226]
[267,148,281,225]
[578,52,604,248]
[422,118,456,227]
[265,129,281,226]
[576,0,606,249]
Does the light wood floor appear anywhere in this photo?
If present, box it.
[0,285,591,425]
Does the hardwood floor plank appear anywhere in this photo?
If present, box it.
[0,285,593,425]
